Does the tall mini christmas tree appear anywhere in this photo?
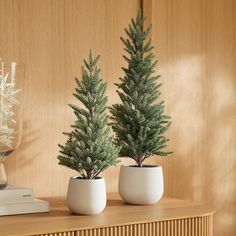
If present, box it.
[110,10,172,167]
[58,50,120,179]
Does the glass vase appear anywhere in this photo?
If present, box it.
[0,60,24,189]
[0,157,7,189]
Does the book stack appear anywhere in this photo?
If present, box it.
[0,185,49,216]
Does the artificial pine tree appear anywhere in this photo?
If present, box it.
[58,50,120,179]
[110,10,172,167]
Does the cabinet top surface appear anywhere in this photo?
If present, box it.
[0,193,214,236]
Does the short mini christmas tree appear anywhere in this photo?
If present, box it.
[110,10,172,167]
[58,50,120,179]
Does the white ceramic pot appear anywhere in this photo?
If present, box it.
[118,165,164,205]
[67,177,106,215]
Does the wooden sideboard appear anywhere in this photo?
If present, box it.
[0,193,214,236]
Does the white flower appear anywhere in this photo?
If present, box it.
[0,69,21,150]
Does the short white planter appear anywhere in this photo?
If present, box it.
[119,165,164,205]
[67,177,106,215]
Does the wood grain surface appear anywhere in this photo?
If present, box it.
[0,0,235,235]
[0,0,140,196]
[144,0,236,235]
[0,194,214,236]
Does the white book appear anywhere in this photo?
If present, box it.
[0,199,50,216]
[0,185,34,204]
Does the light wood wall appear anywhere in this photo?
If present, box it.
[144,0,236,235]
[0,0,235,235]
[0,0,140,196]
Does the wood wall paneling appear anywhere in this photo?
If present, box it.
[144,0,236,235]
[0,0,140,196]
[0,0,235,236]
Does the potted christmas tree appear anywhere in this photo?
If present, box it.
[110,10,172,205]
[58,50,120,215]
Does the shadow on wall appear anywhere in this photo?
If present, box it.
[5,120,40,186]
[161,54,236,235]
[161,55,205,201]
[206,74,236,235]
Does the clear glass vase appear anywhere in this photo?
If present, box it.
[0,60,24,189]
[0,157,7,189]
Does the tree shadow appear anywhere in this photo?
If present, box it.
[4,120,40,182]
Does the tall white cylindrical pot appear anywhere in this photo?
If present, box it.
[67,177,106,215]
[119,165,164,205]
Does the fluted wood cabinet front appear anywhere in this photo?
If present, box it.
[74,217,213,236]
[0,194,214,236]
[34,217,213,236]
